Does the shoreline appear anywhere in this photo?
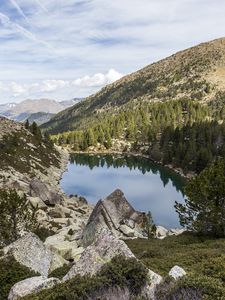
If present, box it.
[63,147,194,180]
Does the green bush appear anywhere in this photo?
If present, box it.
[49,264,72,279]
[34,227,55,242]
[0,256,37,300]
[23,255,148,300]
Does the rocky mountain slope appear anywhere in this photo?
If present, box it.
[42,37,225,134]
[0,98,82,122]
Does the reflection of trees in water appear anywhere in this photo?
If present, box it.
[70,154,186,195]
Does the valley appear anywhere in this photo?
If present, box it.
[0,37,225,300]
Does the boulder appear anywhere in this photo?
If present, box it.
[168,228,186,236]
[3,233,52,277]
[63,229,135,280]
[155,226,169,239]
[29,178,62,206]
[8,276,60,300]
[169,265,187,280]
[28,197,47,209]
[146,269,163,299]
[48,205,72,219]
[119,224,135,238]
[82,189,145,246]
[155,227,185,239]
[49,252,68,273]
[45,232,80,260]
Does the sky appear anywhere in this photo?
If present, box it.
[0,0,225,104]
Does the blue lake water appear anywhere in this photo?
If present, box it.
[60,154,186,228]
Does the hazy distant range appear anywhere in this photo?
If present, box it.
[0,98,82,125]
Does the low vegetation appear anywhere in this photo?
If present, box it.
[0,256,38,300]
[126,233,225,299]
[23,255,149,300]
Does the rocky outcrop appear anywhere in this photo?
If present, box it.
[82,189,146,246]
[156,226,185,239]
[4,233,52,277]
[29,178,62,206]
[63,229,162,299]
[8,276,60,300]
[63,229,135,280]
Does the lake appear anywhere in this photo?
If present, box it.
[60,154,186,228]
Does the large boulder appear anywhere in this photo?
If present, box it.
[29,178,62,206]
[63,229,135,280]
[8,276,60,300]
[82,189,146,246]
[3,233,52,277]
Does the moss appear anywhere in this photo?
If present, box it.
[23,255,148,300]
[0,256,38,300]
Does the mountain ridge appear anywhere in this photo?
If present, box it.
[0,98,83,122]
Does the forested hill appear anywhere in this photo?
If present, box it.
[42,37,225,134]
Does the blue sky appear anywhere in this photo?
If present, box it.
[0,0,225,103]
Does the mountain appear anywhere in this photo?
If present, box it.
[42,37,225,134]
[26,112,56,125]
[0,98,82,122]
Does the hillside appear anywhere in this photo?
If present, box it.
[42,37,225,134]
[26,112,55,125]
[0,116,65,189]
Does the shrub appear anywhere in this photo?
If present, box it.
[0,256,37,300]
[34,227,55,242]
[49,264,72,279]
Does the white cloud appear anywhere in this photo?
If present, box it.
[72,69,123,87]
[9,82,28,97]
[0,70,122,101]
[40,80,69,92]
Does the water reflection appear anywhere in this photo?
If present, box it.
[61,154,186,228]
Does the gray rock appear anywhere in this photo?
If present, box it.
[4,233,52,277]
[63,229,135,280]
[8,276,60,300]
[28,197,47,209]
[82,189,145,246]
[119,224,135,237]
[169,265,187,280]
[30,178,62,206]
[49,252,68,273]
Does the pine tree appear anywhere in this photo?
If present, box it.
[0,189,38,246]
[175,159,225,237]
